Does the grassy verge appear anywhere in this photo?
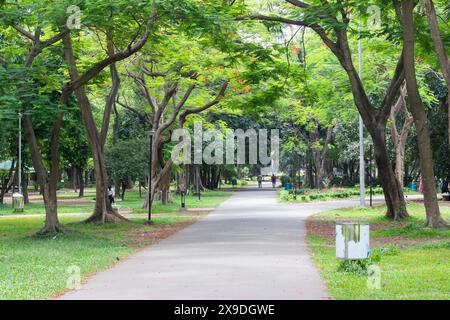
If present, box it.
[0,189,232,216]
[0,213,206,300]
[278,187,384,203]
[279,187,423,203]
[307,204,450,299]
[122,190,232,214]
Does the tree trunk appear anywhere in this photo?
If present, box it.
[21,176,29,204]
[402,0,447,228]
[121,180,126,201]
[311,125,332,189]
[373,129,409,220]
[390,85,413,188]
[78,168,84,198]
[23,114,64,234]
[63,34,126,223]
[425,0,450,149]
[160,168,171,205]
[334,29,408,219]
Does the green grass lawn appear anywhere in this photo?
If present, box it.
[0,189,232,216]
[278,187,421,203]
[0,202,94,215]
[0,189,232,299]
[121,189,232,214]
[0,214,203,300]
[307,204,450,300]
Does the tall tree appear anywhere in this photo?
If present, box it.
[239,1,408,219]
[398,0,447,228]
[61,3,158,223]
[390,84,413,188]
[1,1,70,233]
[424,0,450,148]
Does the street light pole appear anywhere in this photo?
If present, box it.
[147,130,155,224]
[369,145,373,207]
[358,21,366,207]
[18,112,22,195]
[197,165,201,201]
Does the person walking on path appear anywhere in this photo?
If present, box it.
[271,174,276,188]
[108,186,115,204]
[257,175,263,188]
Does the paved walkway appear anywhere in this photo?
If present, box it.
[60,185,375,300]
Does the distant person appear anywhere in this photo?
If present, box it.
[257,175,263,188]
[108,186,115,204]
[442,179,449,194]
[271,174,276,188]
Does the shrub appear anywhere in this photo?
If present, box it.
[280,175,291,186]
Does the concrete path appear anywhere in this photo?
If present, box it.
[60,185,376,300]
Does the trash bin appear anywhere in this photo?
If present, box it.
[336,222,370,260]
[284,183,292,191]
[12,193,24,212]
[410,181,417,191]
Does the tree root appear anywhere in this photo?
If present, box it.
[425,217,450,229]
[385,210,409,221]
[35,223,67,236]
[83,209,128,223]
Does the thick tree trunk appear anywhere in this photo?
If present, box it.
[24,114,64,234]
[425,0,450,149]
[334,29,408,219]
[160,168,171,205]
[63,34,126,223]
[402,0,447,228]
[373,129,409,220]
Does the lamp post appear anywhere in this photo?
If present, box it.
[358,20,366,207]
[147,129,155,225]
[18,112,22,194]
[196,165,201,201]
[180,165,186,210]
[369,145,373,207]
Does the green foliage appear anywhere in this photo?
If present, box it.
[337,259,374,276]
[105,138,148,183]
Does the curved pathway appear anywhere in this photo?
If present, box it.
[60,184,370,300]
